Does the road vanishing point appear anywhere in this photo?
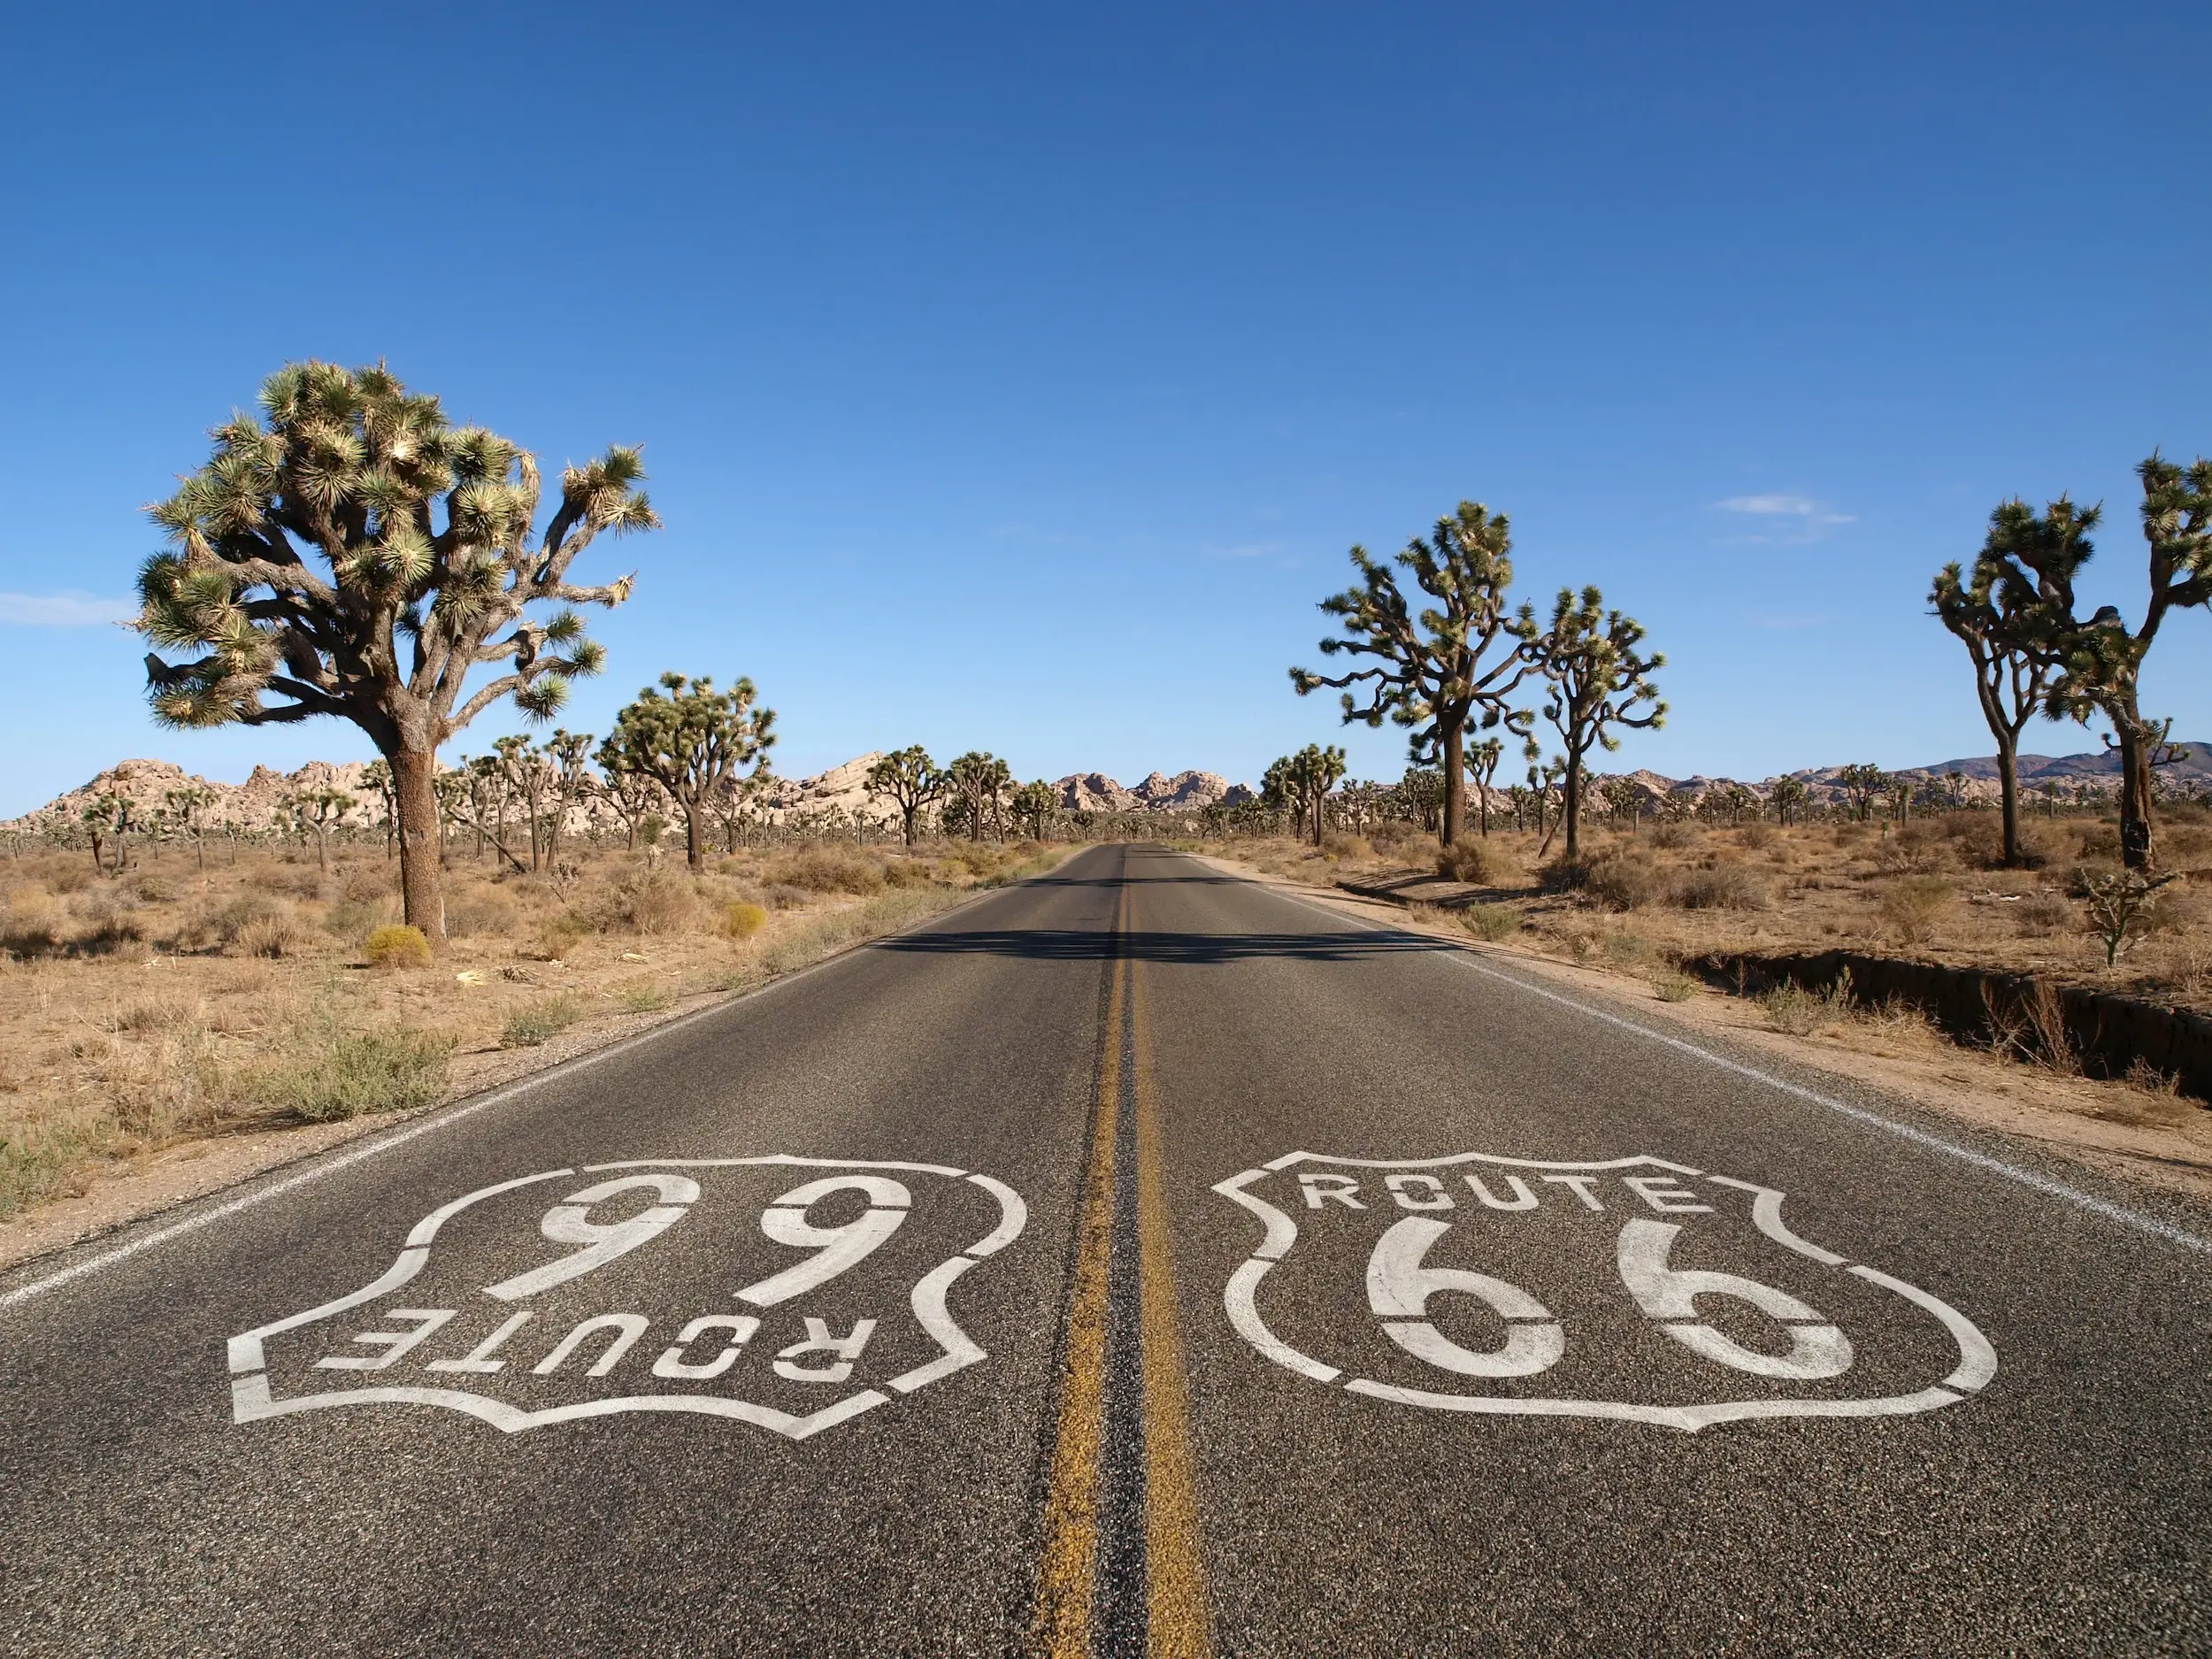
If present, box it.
[3,845,2208,1656]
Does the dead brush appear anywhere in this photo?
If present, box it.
[1757,969,1855,1036]
[1980,978,2081,1075]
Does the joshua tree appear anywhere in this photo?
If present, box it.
[1267,744,1347,847]
[540,729,595,867]
[1292,501,1532,848]
[1398,766,1443,833]
[358,760,397,857]
[132,361,654,941]
[81,793,133,873]
[1978,463,2212,869]
[1517,587,1665,860]
[1770,774,1809,826]
[867,747,945,846]
[1886,778,1914,825]
[1932,541,2061,865]
[163,783,218,872]
[284,785,355,872]
[602,674,775,871]
[493,734,555,871]
[1010,780,1056,841]
[1835,764,1887,823]
[1466,736,1506,836]
[944,752,1013,841]
[592,735,666,852]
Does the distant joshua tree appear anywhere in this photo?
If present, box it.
[1770,774,1809,826]
[131,361,654,941]
[1835,764,1888,823]
[943,753,1014,841]
[285,785,355,872]
[1010,780,1056,841]
[164,783,219,872]
[1293,502,1532,848]
[1467,736,1505,837]
[602,673,775,870]
[1517,586,1664,860]
[1267,744,1347,846]
[867,748,946,846]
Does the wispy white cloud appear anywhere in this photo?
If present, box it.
[1713,493,1855,545]
[0,590,136,626]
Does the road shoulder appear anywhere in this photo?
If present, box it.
[1187,849,2212,1207]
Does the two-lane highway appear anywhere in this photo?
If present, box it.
[4,844,2208,1655]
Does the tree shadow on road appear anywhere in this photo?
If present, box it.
[875,926,1448,964]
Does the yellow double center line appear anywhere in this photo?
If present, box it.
[1032,877,1211,1658]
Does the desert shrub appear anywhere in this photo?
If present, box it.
[762,883,810,911]
[218,890,280,941]
[1671,861,1768,910]
[1462,902,1520,942]
[614,980,672,1013]
[502,995,583,1048]
[1759,972,1853,1036]
[448,889,522,938]
[342,865,396,902]
[2163,821,2212,861]
[253,1024,454,1123]
[1601,929,1653,965]
[134,874,179,903]
[365,924,434,971]
[46,863,93,895]
[2078,823,2121,860]
[325,897,394,940]
[2,887,64,956]
[1878,876,1955,946]
[1437,841,1517,885]
[2012,891,2075,936]
[236,910,311,958]
[1648,819,1698,850]
[532,910,595,960]
[1321,833,1373,860]
[1582,854,1661,912]
[1738,821,1775,851]
[1649,968,1699,1002]
[112,995,186,1033]
[779,851,887,894]
[613,872,699,934]
[723,901,768,941]
[265,864,327,899]
[1876,822,1951,875]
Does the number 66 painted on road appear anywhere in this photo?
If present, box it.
[1370,1216,1853,1382]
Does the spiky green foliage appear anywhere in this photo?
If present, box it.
[1835,764,1888,822]
[1517,587,1663,858]
[134,361,647,744]
[942,753,1014,841]
[1292,501,1532,846]
[603,674,775,871]
[1010,780,1057,841]
[866,747,946,846]
[1264,744,1347,846]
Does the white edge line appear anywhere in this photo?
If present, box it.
[1238,866,2212,1258]
[0,871,1054,1317]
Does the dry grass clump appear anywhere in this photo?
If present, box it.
[502,994,584,1048]
[1437,841,1520,885]
[772,849,887,895]
[1878,876,1955,947]
[246,1024,454,1123]
[723,901,768,941]
[1670,859,1769,911]
[1462,902,1520,942]
[236,908,311,959]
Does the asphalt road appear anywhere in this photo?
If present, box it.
[3,842,2208,1656]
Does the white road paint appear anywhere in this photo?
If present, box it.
[227,1157,1029,1441]
[1214,1152,1995,1433]
[1258,879,2212,1257]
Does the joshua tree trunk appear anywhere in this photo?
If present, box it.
[684,801,705,871]
[1994,733,2022,868]
[1562,752,1584,861]
[1440,722,1466,847]
[390,749,446,942]
[2117,723,2155,869]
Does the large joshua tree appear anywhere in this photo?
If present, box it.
[1931,549,2057,866]
[1980,463,2212,869]
[132,362,654,940]
[1518,587,1664,860]
[602,673,775,871]
[1292,501,1531,849]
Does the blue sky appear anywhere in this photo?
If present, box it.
[4,2,2208,815]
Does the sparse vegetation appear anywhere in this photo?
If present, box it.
[365,925,434,971]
